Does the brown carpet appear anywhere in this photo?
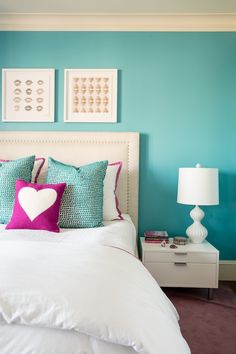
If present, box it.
[164,282,236,354]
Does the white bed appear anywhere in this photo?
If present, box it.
[0,132,190,354]
[0,214,136,255]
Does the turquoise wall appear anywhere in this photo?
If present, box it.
[0,32,236,260]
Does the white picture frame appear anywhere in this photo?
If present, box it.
[2,68,55,122]
[64,69,117,123]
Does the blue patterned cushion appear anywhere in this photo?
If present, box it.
[0,155,35,223]
[46,158,108,228]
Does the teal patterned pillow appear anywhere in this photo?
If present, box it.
[0,155,35,223]
[46,158,108,228]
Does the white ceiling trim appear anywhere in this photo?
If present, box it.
[0,13,236,31]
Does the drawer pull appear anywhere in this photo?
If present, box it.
[174,252,187,256]
[174,262,187,266]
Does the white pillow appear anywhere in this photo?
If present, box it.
[103,162,123,221]
[31,158,45,183]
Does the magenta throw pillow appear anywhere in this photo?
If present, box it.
[6,180,66,233]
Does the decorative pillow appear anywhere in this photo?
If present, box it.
[0,156,35,224]
[46,158,108,228]
[32,158,45,182]
[0,158,45,183]
[6,180,66,233]
[103,162,123,221]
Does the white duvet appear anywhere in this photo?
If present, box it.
[0,218,190,354]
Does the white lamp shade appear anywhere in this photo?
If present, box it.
[177,167,219,206]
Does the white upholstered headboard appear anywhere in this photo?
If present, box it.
[0,131,139,230]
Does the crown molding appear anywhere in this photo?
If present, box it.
[0,12,236,31]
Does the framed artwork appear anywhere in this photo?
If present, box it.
[2,68,55,122]
[64,69,117,123]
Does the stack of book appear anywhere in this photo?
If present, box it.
[144,230,169,243]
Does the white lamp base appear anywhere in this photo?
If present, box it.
[186,205,208,244]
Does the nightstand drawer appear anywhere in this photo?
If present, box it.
[144,251,216,264]
[145,262,218,288]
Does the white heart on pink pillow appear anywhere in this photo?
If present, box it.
[18,187,57,221]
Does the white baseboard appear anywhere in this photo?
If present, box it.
[219,261,236,281]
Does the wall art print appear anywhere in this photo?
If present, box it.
[2,69,55,122]
[64,69,117,123]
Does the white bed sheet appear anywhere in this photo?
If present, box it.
[0,215,138,354]
[0,214,136,255]
[0,216,190,354]
[0,322,135,354]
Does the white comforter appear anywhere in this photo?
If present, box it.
[0,214,137,255]
[0,221,190,354]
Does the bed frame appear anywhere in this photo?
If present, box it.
[0,131,139,230]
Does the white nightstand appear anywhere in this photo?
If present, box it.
[141,238,219,299]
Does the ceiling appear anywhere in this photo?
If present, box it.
[0,0,236,14]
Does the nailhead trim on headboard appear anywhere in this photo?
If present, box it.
[0,132,139,231]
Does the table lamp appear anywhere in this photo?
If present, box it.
[177,164,219,244]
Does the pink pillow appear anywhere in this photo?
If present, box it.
[6,180,66,233]
[0,158,45,183]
